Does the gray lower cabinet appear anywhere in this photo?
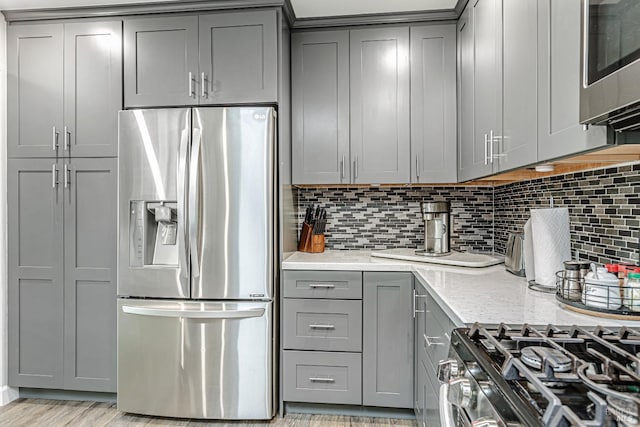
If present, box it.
[291,30,350,185]
[413,278,455,427]
[362,272,413,408]
[350,27,410,184]
[282,270,414,409]
[8,159,65,388]
[283,351,362,405]
[8,158,117,392]
[124,10,277,107]
[8,21,122,158]
[537,0,607,161]
[63,158,117,392]
[124,15,199,107]
[410,24,457,183]
[199,10,277,104]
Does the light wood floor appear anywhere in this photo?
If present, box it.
[0,399,418,427]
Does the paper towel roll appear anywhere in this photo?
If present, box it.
[531,208,571,288]
[523,219,535,282]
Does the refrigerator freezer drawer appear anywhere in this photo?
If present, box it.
[117,299,274,419]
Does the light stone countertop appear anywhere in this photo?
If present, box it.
[282,250,640,328]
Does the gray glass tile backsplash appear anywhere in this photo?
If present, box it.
[297,163,640,264]
[297,187,494,251]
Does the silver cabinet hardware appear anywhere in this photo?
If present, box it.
[416,155,420,180]
[63,126,70,151]
[201,72,207,98]
[188,72,195,97]
[483,133,488,165]
[64,164,70,189]
[341,155,345,180]
[308,283,335,289]
[52,126,59,151]
[354,156,358,179]
[309,377,335,383]
[413,289,426,318]
[489,130,494,163]
[424,334,444,347]
[309,324,335,330]
[51,163,58,189]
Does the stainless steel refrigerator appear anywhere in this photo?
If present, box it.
[116,107,276,420]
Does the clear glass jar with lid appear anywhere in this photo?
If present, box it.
[625,272,640,312]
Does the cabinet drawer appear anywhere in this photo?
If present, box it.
[283,350,362,405]
[283,271,362,299]
[283,299,362,352]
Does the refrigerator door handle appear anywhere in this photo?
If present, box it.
[121,305,265,319]
[189,127,202,278]
[177,127,189,280]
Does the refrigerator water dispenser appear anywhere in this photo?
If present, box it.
[129,201,179,267]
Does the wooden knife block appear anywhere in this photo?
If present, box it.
[297,223,325,253]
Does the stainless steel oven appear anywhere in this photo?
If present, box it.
[580,0,640,131]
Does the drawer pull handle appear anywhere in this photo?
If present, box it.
[308,284,336,289]
[424,334,444,347]
[309,324,335,330]
[309,377,335,383]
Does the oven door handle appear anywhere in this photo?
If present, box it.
[439,383,456,427]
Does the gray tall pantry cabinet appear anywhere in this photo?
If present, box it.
[7,21,121,393]
[124,9,277,107]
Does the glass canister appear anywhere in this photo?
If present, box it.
[625,272,640,312]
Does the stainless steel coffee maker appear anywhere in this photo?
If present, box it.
[416,201,451,257]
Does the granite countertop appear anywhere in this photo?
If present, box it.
[282,250,640,328]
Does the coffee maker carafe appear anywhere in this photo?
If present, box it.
[416,201,451,257]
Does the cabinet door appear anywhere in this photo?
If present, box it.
[292,30,350,185]
[499,0,538,171]
[63,158,117,392]
[124,15,198,107]
[414,285,428,425]
[199,10,277,104]
[350,27,410,184]
[7,24,63,159]
[363,272,413,408]
[410,25,457,183]
[64,21,122,158]
[537,0,607,161]
[8,159,64,388]
[457,1,500,181]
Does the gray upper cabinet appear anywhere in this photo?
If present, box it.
[292,30,350,185]
[124,15,199,107]
[63,158,117,392]
[499,0,538,171]
[410,24,457,183]
[63,22,122,157]
[8,158,117,392]
[363,272,414,408]
[8,159,65,388]
[537,0,607,161]
[7,24,64,159]
[8,21,122,158]
[457,5,494,181]
[199,10,277,104]
[350,27,410,184]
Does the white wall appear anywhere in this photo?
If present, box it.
[0,12,18,406]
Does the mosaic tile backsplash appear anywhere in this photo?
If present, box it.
[297,163,640,265]
[494,163,640,265]
[297,187,494,251]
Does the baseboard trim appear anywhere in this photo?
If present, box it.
[284,402,415,419]
[0,386,19,406]
[19,388,116,403]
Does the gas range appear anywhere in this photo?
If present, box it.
[439,323,640,427]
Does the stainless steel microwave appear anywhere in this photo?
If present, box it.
[580,0,640,132]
